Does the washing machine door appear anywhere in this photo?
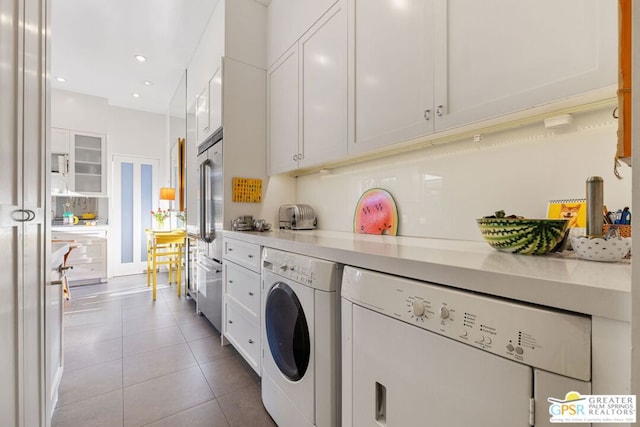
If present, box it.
[265,282,310,381]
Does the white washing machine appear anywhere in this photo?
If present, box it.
[342,266,592,427]
[261,248,342,427]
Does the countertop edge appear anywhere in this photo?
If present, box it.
[223,230,631,322]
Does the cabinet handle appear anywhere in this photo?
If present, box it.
[228,320,233,324]
[436,105,445,116]
[247,254,253,259]
[424,109,431,121]
[228,280,234,284]
[248,339,254,344]
[248,291,254,296]
[298,153,304,160]
[50,280,63,286]
[293,154,298,161]
[228,247,233,251]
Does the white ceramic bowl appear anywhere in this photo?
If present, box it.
[570,236,631,262]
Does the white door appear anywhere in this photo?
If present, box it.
[351,305,533,426]
[349,0,434,154]
[1,0,48,424]
[112,155,159,276]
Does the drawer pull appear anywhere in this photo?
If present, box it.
[228,320,233,324]
[50,280,63,286]
[247,254,254,259]
[228,248,234,252]
[248,291,254,296]
[248,339,254,344]
[228,280,234,284]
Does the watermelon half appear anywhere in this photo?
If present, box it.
[476,218,569,255]
[353,188,399,235]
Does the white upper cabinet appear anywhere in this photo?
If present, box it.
[349,0,617,155]
[196,66,223,145]
[433,0,617,131]
[298,1,347,169]
[51,128,70,153]
[209,67,223,133]
[196,86,210,141]
[267,0,339,67]
[349,0,434,154]
[70,131,107,196]
[268,46,299,175]
[268,0,347,175]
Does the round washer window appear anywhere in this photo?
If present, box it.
[265,282,310,381]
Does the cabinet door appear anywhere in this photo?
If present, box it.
[267,46,300,175]
[298,0,347,168]
[51,128,69,153]
[350,0,434,154]
[433,0,617,131]
[70,131,107,195]
[196,86,210,142]
[209,67,222,133]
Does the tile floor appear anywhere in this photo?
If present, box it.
[52,274,276,427]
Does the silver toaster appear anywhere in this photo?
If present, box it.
[279,204,317,230]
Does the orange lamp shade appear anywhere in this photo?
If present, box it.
[159,187,176,201]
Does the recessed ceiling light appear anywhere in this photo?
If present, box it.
[143,81,153,86]
[55,77,66,82]
[134,55,147,62]
[132,93,141,98]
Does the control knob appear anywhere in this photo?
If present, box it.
[439,306,450,319]
[412,301,426,317]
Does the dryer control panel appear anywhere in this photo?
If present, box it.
[342,266,591,381]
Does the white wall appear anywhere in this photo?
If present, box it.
[52,89,169,189]
[296,106,632,241]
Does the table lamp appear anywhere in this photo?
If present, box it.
[159,187,176,230]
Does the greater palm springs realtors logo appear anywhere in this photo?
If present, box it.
[548,391,636,423]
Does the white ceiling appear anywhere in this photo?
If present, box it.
[51,0,220,114]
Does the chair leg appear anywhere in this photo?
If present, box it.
[146,245,151,287]
[177,244,182,296]
[152,248,157,301]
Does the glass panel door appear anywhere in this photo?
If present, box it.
[112,155,158,276]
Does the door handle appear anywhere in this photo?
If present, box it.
[11,209,34,222]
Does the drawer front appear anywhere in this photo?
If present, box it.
[67,262,105,282]
[224,261,260,319]
[225,299,260,374]
[223,238,260,272]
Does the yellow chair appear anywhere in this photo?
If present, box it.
[145,229,186,301]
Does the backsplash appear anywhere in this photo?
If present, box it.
[296,107,632,241]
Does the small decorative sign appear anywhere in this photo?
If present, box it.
[232,177,262,203]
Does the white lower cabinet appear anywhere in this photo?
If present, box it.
[222,238,261,375]
[51,229,107,284]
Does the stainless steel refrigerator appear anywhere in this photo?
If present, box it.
[195,126,223,332]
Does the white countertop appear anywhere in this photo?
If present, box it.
[224,229,631,322]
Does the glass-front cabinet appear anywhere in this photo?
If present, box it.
[71,131,106,195]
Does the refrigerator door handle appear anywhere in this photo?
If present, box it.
[199,158,214,243]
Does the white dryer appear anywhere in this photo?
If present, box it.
[261,248,342,427]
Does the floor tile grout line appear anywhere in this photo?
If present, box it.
[138,398,222,427]
[56,385,124,411]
